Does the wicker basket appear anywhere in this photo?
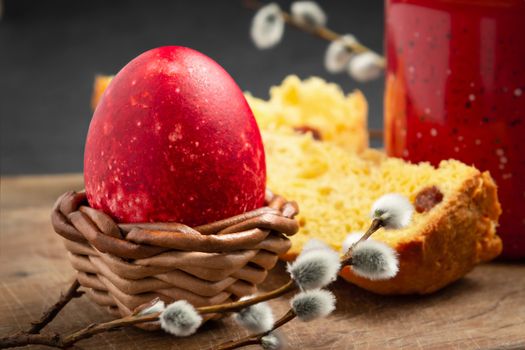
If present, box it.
[51,189,298,329]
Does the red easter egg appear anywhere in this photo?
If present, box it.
[84,46,266,225]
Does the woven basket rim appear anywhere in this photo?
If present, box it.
[51,189,299,260]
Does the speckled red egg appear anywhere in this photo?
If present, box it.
[84,46,266,225]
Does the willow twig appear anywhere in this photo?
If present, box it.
[0,279,83,349]
[214,309,296,350]
[27,279,83,334]
[198,279,296,314]
[1,213,386,350]
[59,279,297,347]
[369,128,384,140]
[0,279,297,349]
[0,332,64,349]
[216,218,386,350]
[242,0,385,67]
[341,218,384,265]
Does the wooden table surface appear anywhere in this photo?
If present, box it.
[1,174,524,350]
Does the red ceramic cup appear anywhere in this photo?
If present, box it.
[385,0,525,258]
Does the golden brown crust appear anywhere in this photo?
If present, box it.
[91,75,113,110]
[339,169,502,295]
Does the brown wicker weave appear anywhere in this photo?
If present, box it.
[51,189,298,330]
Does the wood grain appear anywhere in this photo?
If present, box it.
[1,174,524,350]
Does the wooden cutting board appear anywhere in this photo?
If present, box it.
[1,174,524,350]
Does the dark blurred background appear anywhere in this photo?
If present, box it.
[0,0,384,175]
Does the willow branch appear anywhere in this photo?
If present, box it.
[27,279,83,334]
[242,0,385,67]
[0,333,64,349]
[59,280,297,347]
[1,213,384,350]
[114,218,383,349]
[341,218,384,265]
[198,279,296,314]
[0,279,297,349]
[214,309,297,350]
[369,129,384,140]
[0,280,83,349]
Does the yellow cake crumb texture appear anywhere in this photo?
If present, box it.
[263,131,487,257]
[91,75,114,111]
[245,75,369,153]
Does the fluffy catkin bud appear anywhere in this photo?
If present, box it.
[291,289,336,321]
[251,3,285,49]
[234,297,275,333]
[341,231,364,254]
[160,300,202,337]
[371,193,413,229]
[261,332,282,350]
[325,35,357,73]
[347,51,383,82]
[137,299,165,316]
[288,240,341,290]
[290,1,327,27]
[351,239,399,280]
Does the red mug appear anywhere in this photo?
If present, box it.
[385,0,525,258]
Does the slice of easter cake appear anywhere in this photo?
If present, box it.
[263,131,502,294]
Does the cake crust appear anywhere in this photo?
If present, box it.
[339,171,502,294]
